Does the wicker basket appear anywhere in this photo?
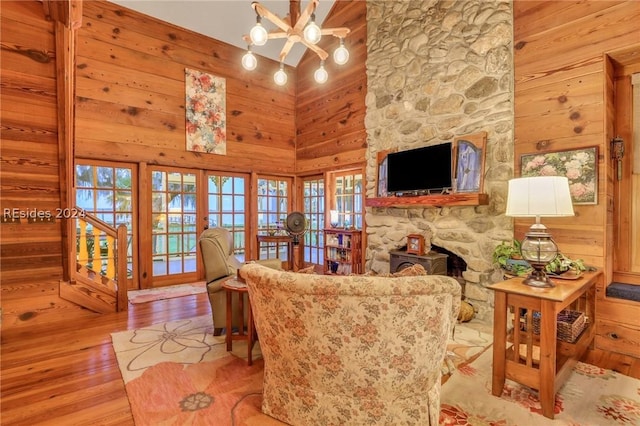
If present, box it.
[531,309,586,343]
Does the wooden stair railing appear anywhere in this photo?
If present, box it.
[59,210,128,313]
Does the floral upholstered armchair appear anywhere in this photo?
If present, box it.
[240,263,461,426]
[199,228,282,335]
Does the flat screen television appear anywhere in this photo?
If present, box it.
[386,142,452,195]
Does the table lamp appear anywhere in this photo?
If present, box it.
[505,176,574,287]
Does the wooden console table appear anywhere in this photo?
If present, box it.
[489,270,600,419]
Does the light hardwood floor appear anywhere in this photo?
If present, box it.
[1,292,639,425]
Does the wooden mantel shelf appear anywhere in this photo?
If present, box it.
[365,193,488,208]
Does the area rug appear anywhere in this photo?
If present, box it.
[111,316,492,425]
[127,281,206,304]
[440,347,640,425]
[111,315,271,425]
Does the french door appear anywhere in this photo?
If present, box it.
[75,161,138,289]
[256,176,292,264]
[204,172,249,260]
[75,163,292,288]
[301,176,325,267]
[147,167,199,287]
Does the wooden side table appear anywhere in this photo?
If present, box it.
[256,234,293,270]
[489,270,600,419]
[222,278,256,366]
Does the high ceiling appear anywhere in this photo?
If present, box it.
[108,0,336,67]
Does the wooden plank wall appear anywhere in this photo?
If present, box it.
[0,0,365,331]
[0,1,74,326]
[295,0,367,175]
[513,0,640,281]
[76,1,296,175]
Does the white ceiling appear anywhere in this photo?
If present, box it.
[109,0,335,67]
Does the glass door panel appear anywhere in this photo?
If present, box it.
[75,162,137,288]
[257,177,291,262]
[150,169,198,284]
[331,170,363,229]
[205,173,248,260]
[302,176,324,266]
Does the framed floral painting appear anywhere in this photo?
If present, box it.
[520,146,598,205]
[185,68,227,155]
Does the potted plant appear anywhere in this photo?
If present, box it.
[493,240,587,277]
[545,253,586,276]
[492,239,531,276]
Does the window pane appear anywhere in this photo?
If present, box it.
[168,173,181,192]
[208,194,219,211]
[76,165,93,187]
[222,177,233,192]
[234,195,244,212]
[208,176,221,192]
[222,214,233,227]
[98,213,114,224]
[207,173,247,255]
[115,168,131,188]
[96,167,113,188]
[152,171,165,190]
[183,175,196,193]
[222,195,233,212]
[77,189,94,209]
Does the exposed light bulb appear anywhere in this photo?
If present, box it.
[314,61,328,84]
[241,48,257,71]
[274,64,287,86]
[249,17,268,46]
[303,14,321,45]
[333,39,349,65]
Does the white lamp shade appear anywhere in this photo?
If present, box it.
[506,176,575,217]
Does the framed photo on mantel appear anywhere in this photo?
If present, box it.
[453,131,487,193]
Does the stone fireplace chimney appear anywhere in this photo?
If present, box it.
[364,0,514,321]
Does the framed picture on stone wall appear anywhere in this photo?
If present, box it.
[453,131,487,193]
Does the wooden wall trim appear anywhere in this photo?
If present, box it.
[54,21,76,280]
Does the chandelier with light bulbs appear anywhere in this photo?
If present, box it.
[241,0,351,86]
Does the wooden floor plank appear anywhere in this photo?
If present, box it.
[1,291,638,425]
